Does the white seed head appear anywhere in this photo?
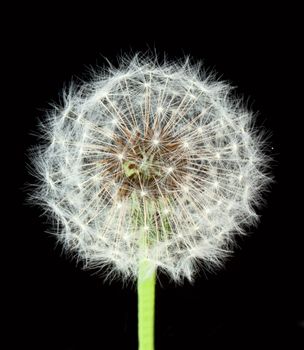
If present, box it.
[29,54,272,282]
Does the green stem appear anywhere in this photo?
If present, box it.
[138,260,156,350]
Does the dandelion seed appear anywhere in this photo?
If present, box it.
[232,143,238,152]
[182,185,189,193]
[166,166,174,174]
[117,153,124,161]
[183,141,189,149]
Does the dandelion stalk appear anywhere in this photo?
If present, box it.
[138,260,156,350]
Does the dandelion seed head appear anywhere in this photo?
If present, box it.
[29,54,272,282]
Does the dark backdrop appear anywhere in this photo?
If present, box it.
[8,4,303,349]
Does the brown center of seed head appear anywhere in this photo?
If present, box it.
[103,126,190,201]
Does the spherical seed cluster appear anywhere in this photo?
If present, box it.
[30,56,271,282]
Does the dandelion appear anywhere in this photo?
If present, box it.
[29,54,271,350]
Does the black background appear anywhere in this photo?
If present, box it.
[8,4,303,349]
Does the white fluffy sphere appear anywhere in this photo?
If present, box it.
[30,55,271,282]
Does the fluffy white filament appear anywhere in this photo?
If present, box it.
[30,55,271,282]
